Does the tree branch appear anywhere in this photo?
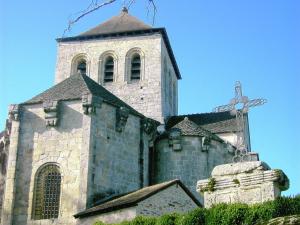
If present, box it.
[62,0,157,37]
[62,0,117,37]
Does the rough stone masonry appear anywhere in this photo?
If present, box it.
[197,161,289,208]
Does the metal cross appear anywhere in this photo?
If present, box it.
[213,81,267,162]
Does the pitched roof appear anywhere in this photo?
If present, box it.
[79,8,152,36]
[23,73,143,117]
[167,111,240,134]
[172,117,222,141]
[74,179,201,218]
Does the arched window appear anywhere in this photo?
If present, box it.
[71,54,89,76]
[77,60,87,75]
[33,164,61,220]
[104,56,114,83]
[130,54,141,81]
[125,48,144,83]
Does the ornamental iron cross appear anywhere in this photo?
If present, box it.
[213,81,267,162]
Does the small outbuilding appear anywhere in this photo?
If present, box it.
[74,180,201,224]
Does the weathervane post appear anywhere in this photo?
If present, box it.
[214,81,267,162]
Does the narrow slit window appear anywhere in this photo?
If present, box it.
[77,60,86,75]
[33,164,61,220]
[104,56,114,83]
[131,54,141,81]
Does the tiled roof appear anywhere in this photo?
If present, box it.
[24,73,143,117]
[167,111,240,134]
[79,8,152,36]
[172,117,223,141]
[74,179,201,218]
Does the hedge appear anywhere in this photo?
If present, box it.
[94,196,300,225]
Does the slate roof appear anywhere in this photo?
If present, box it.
[56,10,181,79]
[172,117,223,141]
[167,111,241,134]
[23,73,143,117]
[79,8,152,36]
[74,179,201,218]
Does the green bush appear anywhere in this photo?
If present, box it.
[157,213,180,225]
[244,202,276,225]
[94,222,106,225]
[130,216,157,225]
[179,208,206,225]
[273,196,300,217]
[206,203,248,225]
[115,220,132,225]
[93,195,300,225]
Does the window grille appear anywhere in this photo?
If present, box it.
[104,56,114,82]
[131,54,141,80]
[33,164,61,220]
[77,60,87,75]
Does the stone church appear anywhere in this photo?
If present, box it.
[0,8,254,225]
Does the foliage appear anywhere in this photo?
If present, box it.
[130,216,157,225]
[93,196,300,225]
[206,203,248,225]
[94,222,106,225]
[273,195,300,217]
[245,203,275,225]
[233,178,240,185]
[207,178,216,192]
[178,208,206,225]
[273,169,290,190]
[201,177,216,193]
[157,213,180,225]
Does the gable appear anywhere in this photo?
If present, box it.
[23,73,143,118]
[74,180,201,218]
[137,184,199,216]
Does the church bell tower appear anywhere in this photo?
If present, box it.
[55,8,181,123]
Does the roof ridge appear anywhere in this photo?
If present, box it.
[23,74,145,118]
[172,117,225,141]
[80,74,143,116]
[176,111,233,117]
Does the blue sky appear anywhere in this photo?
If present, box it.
[0,1,299,195]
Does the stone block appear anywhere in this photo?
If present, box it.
[197,161,289,208]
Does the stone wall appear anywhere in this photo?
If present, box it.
[5,101,84,225]
[1,99,153,225]
[0,127,9,223]
[153,136,234,203]
[55,34,178,123]
[78,207,136,225]
[88,103,149,206]
[137,185,198,216]
[161,40,178,118]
